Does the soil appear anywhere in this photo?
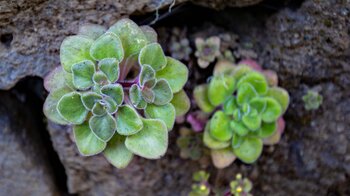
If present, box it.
[0,0,349,195]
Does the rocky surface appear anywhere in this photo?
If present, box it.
[0,90,59,195]
[1,0,350,195]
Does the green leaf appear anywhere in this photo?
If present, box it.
[64,72,75,90]
[223,96,238,115]
[233,137,263,164]
[90,32,124,61]
[43,87,72,125]
[139,64,156,86]
[249,97,267,114]
[108,18,148,57]
[78,24,106,40]
[44,66,66,92]
[129,84,147,109]
[145,103,175,130]
[116,105,143,135]
[140,25,157,43]
[242,110,261,131]
[170,90,190,116]
[231,133,244,149]
[125,118,168,159]
[193,84,215,113]
[236,83,258,105]
[60,35,93,72]
[213,61,235,76]
[139,43,167,71]
[266,87,290,113]
[57,92,88,124]
[104,96,118,114]
[156,57,188,93]
[81,92,102,110]
[237,72,268,95]
[103,134,134,169]
[141,87,155,103]
[93,71,109,85]
[232,65,252,81]
[230,121,249,136]
[98,58,120,83]
[211,148,236,169]
[73,121,106,156]
[101,84,124,106]
[89,113,116,142]
[203,122,230,149]
[71,60,96,90]
[92,101,107,116]
[208,75,235,106]
[261,97,282,123]
[152,79,173,105]
[209,111,232,142]
[257,121,277,138]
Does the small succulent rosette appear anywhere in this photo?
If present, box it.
[195,36,221,68]
[43,19,190,168]
[189,171,211,196]
[229,174,253,196]
[193,60,290,168]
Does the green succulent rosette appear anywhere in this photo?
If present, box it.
[43,19,190,168]
[194,61,289,166]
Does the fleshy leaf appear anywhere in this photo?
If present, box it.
[208,75,235,106]
[78,24,106,40]
[145,103,175,130]
[101,84,124,106]
[140,25,157,43]
[266,87,290,113]
[211,148,236,169]
[141,87,155,103]
[92,101,107,116]
[242,111,261,131]
[236,83,258,105]
[152,79,173,105]
[89,113,116,142]
[43,87,72,125]
[139,64,156,86]
[139,43,167,71]
[231,133,244,149]
[129,84,147,109]
[90,32,124,61]
[103,134,134,169]
[64,73,75,89]
[73,121,106,156]
[232,65,252,81]
[249,97,267,114]
[71,60,96,90]
[209,111,232,142]
[257,121,277,138]
[203,123,230,149]
[237,72,268,95]
[81,92,102,110]
[156,57,188,93]
[170,90,190,116]
[223,97,238,115]
[104,96,118,114]
[44,66,66,92]
[233,137,263,164]
[98,58,120,83]
[213,61,235,76]
[57,92,88,124]
[125,118,168,159]
[108,18,148,57]
[261,97,282,123]
[116,105,143,135]
[193,84,215,113]
[230,120,249,136]
[93,71,109,85]
[60,35,93,72]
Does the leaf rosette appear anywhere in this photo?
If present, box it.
[194,60,290,167]
[43,19,190,168]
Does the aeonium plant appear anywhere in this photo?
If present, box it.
[43,19,190,168]
[194,60,289,168]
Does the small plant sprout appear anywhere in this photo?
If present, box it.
[194,60,290,168]
[176,127,204,160]
[195,36,221,68]
[229,174,253,196]
[43,19,190,168]
[302,90,323,110]
[189,170,211,196]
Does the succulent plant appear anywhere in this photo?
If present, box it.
[170,38,192,61]
[302,90,323,110]
[195,36,221,68]
[43,19,190,168]
[176,127,204,160]
[193,60,289,167]
[189,170,211,196]
[229,174,253,196]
